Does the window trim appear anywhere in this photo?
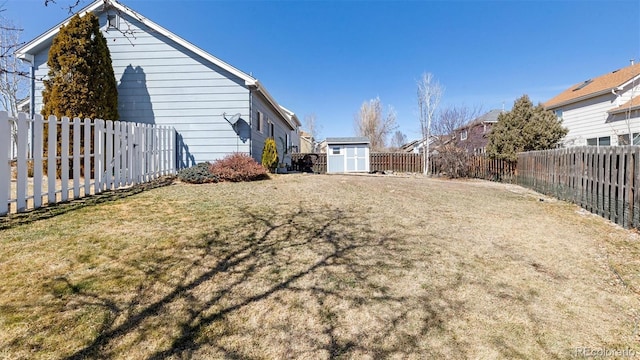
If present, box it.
[107,14,119,30]
[460,129,468,141]
[256,111,263,133]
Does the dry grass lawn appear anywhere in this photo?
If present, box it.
[1,173,640,359]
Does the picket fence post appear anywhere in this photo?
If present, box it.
[16,113,28,212]
[0,112,9,216]
[33,114,44,208]
[83,118,91,196]
[47,115,57,204]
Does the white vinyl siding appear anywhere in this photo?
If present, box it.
[551,84,640,147]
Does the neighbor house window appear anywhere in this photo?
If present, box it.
[460,129,468,141]
[587,136,611,146]
[107,14,119,29]
[256,111,263,132]
[269,121,275,138]
[332,147,341,155]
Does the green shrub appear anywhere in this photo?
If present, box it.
[210,153,268,182]
[261,137,278,173]
[177,163,219,184]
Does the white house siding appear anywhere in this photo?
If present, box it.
[557,88,640,146]
[552,81,640,147]
[250,91,294,165]
[31,12,253,168]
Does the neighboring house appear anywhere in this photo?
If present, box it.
[299,130,315,153]
[326,137,370,173]
[401,135,448,155]
[452,109,504,154]
[16,0,300,168]
[544,62,640,147]
[17,98,30,114]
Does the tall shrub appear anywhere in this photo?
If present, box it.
[42,13,119,177]
[261,137,278,173]
[487,95,567,163]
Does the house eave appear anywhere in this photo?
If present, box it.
[544,88,615,110]
[608,104,640,114]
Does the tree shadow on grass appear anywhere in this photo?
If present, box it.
[40,203,471,359]
[0,176,175,230]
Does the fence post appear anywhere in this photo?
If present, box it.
[94,119,104,194]
[60,117,70,202]
[73,117,81,199]
[83,118,91,196]
[0,112,9,216]
[47,115,57,204]
[16,113,29,212]
[33,114,44,209]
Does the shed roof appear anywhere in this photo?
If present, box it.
[544,63,640,109]
[326,137,370,145]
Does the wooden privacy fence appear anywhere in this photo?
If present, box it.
[291,152,512,178]
[516,146,640,229]
[1,112,176,216]
[370,153,423,173]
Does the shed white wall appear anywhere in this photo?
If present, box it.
[326,144,370,173]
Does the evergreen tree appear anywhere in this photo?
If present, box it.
[42,13,118,120]
[487,95,567,162]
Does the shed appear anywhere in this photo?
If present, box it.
[326,137,370,173]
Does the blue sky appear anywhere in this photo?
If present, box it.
[5,0,640,140]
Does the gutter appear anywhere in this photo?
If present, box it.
[544,88,616,110]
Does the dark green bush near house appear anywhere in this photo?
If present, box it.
[177,163,219,184]
[210,153,269,182]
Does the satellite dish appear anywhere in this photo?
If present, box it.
[223,112,242,126]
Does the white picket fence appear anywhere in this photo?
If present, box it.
[1,111,176,216]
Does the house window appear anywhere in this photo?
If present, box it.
[269,121,275,138]
[460,129,468,141]
[332,147,341,155]
[555,109,563,120]
[587,136,611,146]
[256,111,263,133]
[107,14,119,30]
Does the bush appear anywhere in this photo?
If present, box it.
[435,144,470,179]
[177,162,219,184]
[210,153,269,182]
[261,138,278,173]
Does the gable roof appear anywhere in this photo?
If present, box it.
[544,63,640,109]
[16,0,298,130]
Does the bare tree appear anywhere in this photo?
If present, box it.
[0,17,27,157]
[303,113,322,151]
[432,104,483,136]
[354,97,397,151]
[390,130,407,151]
[417,73,443,175]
